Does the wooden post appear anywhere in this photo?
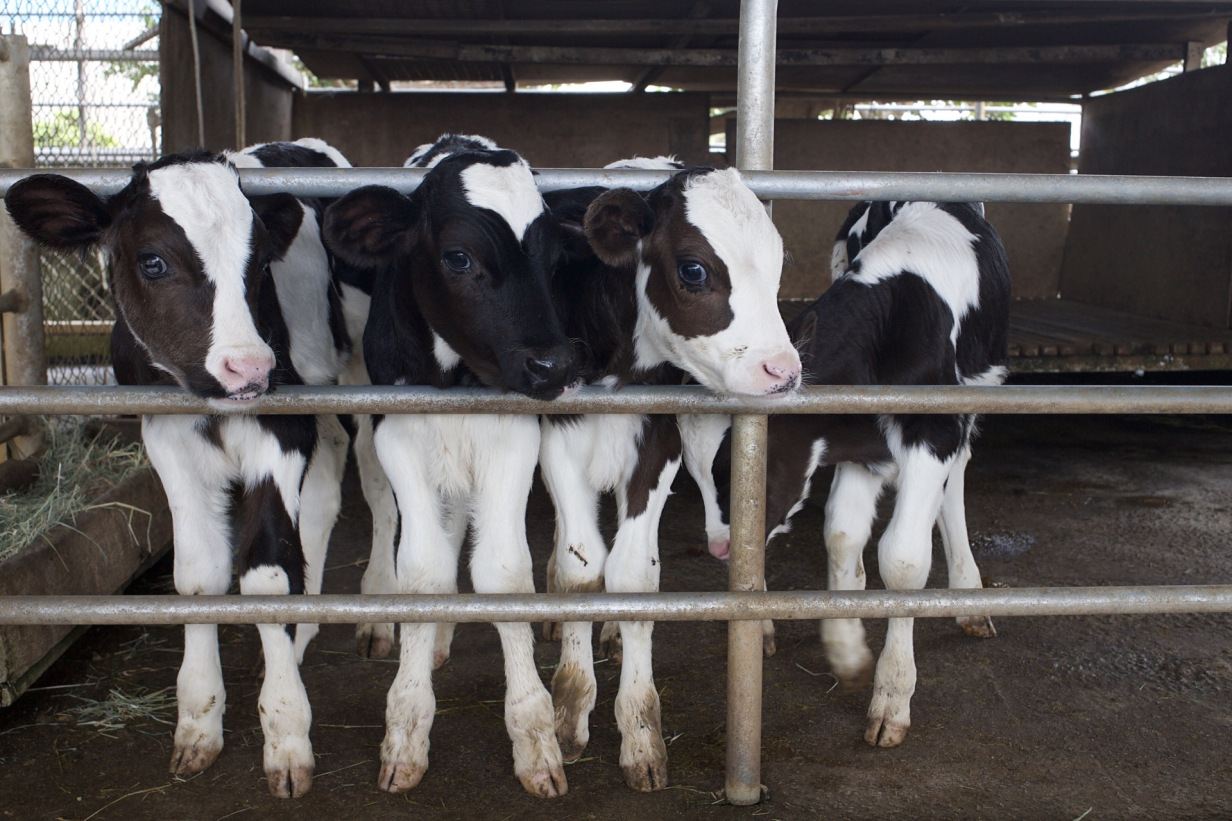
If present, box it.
[0,34,47,460]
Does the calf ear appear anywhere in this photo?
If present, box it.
[3,174,111,249]
[249,193,304,261]
[323,185,418,267]
[557,219,595,264]
[583,187,653,268]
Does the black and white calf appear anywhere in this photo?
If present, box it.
[538,157,801,791]
[683,199,1010,748]
[323,134,577,798]
[3,139,356,797]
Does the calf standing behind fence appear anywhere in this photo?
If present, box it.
[323,134,578,799]
[537,160,801,791]
[682,200,1011,748]
[3,143,357,798]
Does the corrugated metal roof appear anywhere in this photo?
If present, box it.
[240,1,1232,99]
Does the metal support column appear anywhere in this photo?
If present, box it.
[0,34,46,460]
[726,0,777,805]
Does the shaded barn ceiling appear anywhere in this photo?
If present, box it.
[237,1,1232,101]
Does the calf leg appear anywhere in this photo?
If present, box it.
[375,417,456,794]
[473,417,566,798]
[143,416,232,779]
[235,424,316,798]
[821,462,884,692]
[293,414,348,662]
[608,422,680,792]
[937,445,996,638]
[866,447,951,748]
[432,499,466,670]
[539,419,607,762]
[353,415,399,659]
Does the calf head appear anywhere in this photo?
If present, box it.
[4,152,302,407]
[583,167,800,398]
[324,143,576,399]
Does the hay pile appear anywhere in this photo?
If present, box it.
[0,424,148,561]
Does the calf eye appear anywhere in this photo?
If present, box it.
[137,253,168,279]
[443,251,472,272]
[677,260,708,287]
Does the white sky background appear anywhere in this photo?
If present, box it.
[2,1,159,163]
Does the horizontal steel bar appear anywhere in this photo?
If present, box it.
[1,384,1231,417]
[2,586,1232,625]
[4,167,1232,206]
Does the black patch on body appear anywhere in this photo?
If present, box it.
[715,200,1010,536]
[236,476,306,639]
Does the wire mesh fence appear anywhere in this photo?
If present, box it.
[2,0,160,385]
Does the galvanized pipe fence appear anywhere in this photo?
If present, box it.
[4,0,1232,804]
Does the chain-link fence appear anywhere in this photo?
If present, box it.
[2,0,160,385]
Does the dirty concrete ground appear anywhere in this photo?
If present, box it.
[3,411,1232,820]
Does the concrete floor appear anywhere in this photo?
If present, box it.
[1,412,1231,820]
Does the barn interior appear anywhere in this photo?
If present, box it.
[159,0,1232,375]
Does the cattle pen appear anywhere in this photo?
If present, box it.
[2,0,1232,817]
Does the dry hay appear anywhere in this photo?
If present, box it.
[0,423,148,562]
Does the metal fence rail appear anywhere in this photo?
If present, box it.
[5,167,1232,204]
[2,383,1232,416]
[2,586,1232,625]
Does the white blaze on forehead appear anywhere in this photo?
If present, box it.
[147,162,271,377]
[458,159,544,241]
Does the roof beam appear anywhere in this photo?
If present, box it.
[243,11,1232,38]
[263,38,1190,67]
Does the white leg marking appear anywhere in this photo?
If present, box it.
[144,415,232,779]
[374,416,455,794]
[866,446,953,748]
[821,462,884,692]
[538,418,609,762]
[938,445,996,638]
[292,414,347,662]
[351,411,399,659]
[607,456,680,793]
[471,416,566,798]
[240,566,315,797]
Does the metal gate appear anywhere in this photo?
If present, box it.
[3,0,1232,804]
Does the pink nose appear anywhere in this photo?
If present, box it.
[219,353,274,395]
[761,351,801,394]
[709,537,731,561]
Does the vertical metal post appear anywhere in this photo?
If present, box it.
[0,34,47,460]
[726,0,776,806]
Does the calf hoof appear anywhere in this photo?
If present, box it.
[620,723,668,792]
[266,762,313,798]
[265,737,314,798]
[356,623,395,659]
[957,615,997,638]
[598,623,623,664]
[621,756,668,792]
[519,766,568,798]
[169,735,222,776]
[542,620,562,641]
[378,759,427,794]
[865,700,910,747]
[514,733,568,799]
